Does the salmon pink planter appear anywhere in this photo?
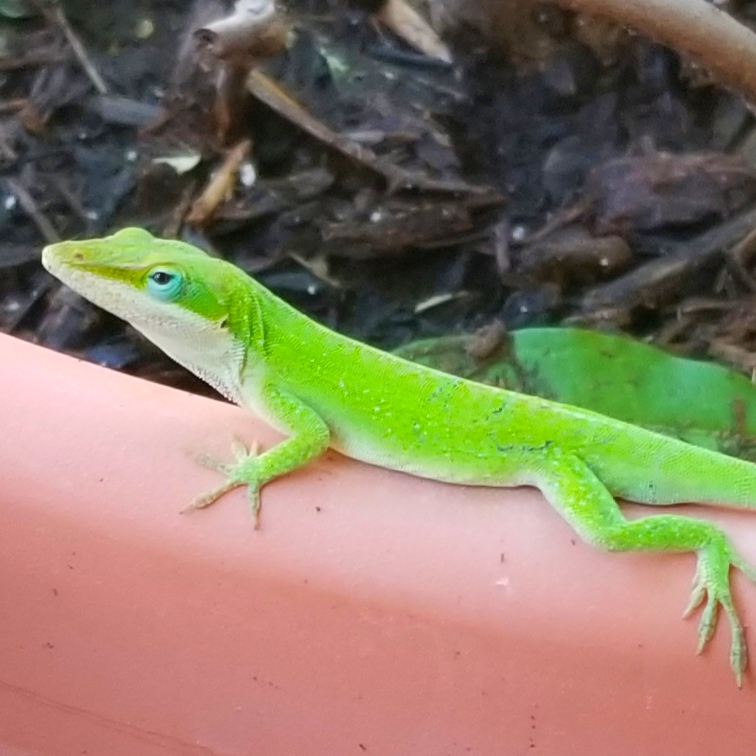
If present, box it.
[1,332,756,754]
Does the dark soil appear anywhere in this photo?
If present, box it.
[4,0,756,395]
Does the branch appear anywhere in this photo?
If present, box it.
[552,0,756,103]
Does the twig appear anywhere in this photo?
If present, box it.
[246,69,499,196]
[0,126,17,161]
[376,0,451,63]
[0,98,28,114]
[195,0,287,61]
[49,174,90,225]
[186,139,252,225]
[43,2,108,94]
[581,204,756,312]
[549,0,756,104]
[5,178,60,243]
[164,179,198,239]
[0,51,69,71]
[726,223,756,292]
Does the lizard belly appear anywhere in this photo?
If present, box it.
[324,411,528,488]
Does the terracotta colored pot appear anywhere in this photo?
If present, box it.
[1,332,755,755]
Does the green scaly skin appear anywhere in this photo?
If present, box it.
[42,228,756,685]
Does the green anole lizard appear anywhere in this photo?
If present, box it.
[42,228,756,685]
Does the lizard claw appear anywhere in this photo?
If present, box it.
[193,452,231,474]
[231,438,259,461]
[684,538,752,688]
[682,561,706,619]
[182,480,240,513]
[182,440,263,525]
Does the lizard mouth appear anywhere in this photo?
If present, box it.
[40,243,65,276]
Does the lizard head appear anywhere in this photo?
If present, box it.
[42,228,260,402]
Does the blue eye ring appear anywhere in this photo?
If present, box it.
[146,267,183,300]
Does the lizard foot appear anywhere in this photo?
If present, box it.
[682,538,756,687]
[182,440,264,529]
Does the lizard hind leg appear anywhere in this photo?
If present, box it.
[532,446,756,686]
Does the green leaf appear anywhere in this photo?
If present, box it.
[395,327,756,461]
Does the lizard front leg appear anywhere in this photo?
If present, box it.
[185,381,330,528]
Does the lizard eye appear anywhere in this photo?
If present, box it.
[146,267,183,300]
